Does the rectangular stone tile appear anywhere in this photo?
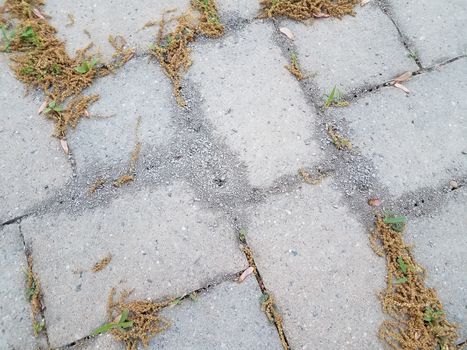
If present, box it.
[72,278,282,350]
[217,0,261,20]
[0,225,44,349]
[389,0,467,66]
[287,4,417,97]
[407,189,467,340]
[20,181,246,347]
[188,22,321,188]
[68,58,175,174]
[0,57,72,223]
[44,0,190,59]
[331,58,467,196]
[248,181,386,349]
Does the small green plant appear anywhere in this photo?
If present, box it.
[423,307,444,325]
[407,51,418,61]
[75,58,98,74]
[20,26,40,46]
[239,228,247,243]
[169,298,182,307]
[0,24,15,52]
[324,85,349,108]
[92,308,133,336]
[397,256,408,274]
[33,319,46,336]
[44,101,64,114]
[383,214,406,232]
[24,269,37,301]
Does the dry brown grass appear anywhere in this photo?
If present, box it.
[260,0,359,20]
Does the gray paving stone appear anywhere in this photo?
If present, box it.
[0,225,42,349]
[217,0,261,20]
[68,57,175,174]
[248,181,386,349]
[20,181,246,347]
[72,278,282,350]
[287,4,417,97]
[188,22,321,188]
[44,0,190,59]
[407,188,467,340]
[389,0,467,67]
[0,57,72,223]
[332,58,467,197]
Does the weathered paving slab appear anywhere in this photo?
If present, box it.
[388,0,467,67]
[286,3,417,97]
[72,278,282,350]
[44,0,190,59]
[331,58,467,197]
[20,181,246,347]
[248,181,386,349]
[0,225,45,349]
[217,0,261,20]
[69,57,175,175]
[407,188,467,340]
[188,22,321,188]
[0,57,72,223]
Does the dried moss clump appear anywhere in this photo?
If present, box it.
[0,0,133,138]
[261,293,289,350]
[260,0,359,20]
[25,254,46,336]
[285,52,304,80]
[91,253,112,272]
[106,288,172,350]
[371,218,460,350]
[326,124,352,151]
[191,0,224,38]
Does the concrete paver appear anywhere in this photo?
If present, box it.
[332,58,467,196]
[188,22,321,188]
[0,58,72,224]
[20,181,246,347]
[389,0,467,66]
[0,225,44,349]
[69,57,175,175]
[217,0,261,20]
[287,4,417,97]
[408,188,467,340]
[247,181,386,349]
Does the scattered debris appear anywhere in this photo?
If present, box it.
[298,168,326,185]
[94,288,172,350]
[65,13,75,27]
[59,138,69,154]
[92,254,112,273]
[449,180,459,190]
[113,174,135,187]
[237,266,255,283]
[25,254,46,337]
[279,27,294,40]
[259,0,359,21]
[285,52,304,80]
[323,85,349,108]
[326,124,352,151]
[88,178,107,194]
[261,292,288,350]
[368,198,382,207]
[389,71,412,94]
[370,217,459,350]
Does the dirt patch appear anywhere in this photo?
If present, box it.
[370,217,460,350]
[260,0,359,20]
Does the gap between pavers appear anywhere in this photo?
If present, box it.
[0,57,72,224]
[0,224,47,349]
[284,3,417,98]
[407,187,467,341]
[388,0,467,67]
[328,57,467,197]
[72,278,283,350]
[20,181,247,347]
[43,0,190,60]
[187,21,321,188]
[247,180,386,349]
[68,57,175,176]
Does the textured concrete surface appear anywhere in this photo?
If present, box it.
[20,182,246,347]
[217,0,261,20]
[288,4,417,97]
[189,22,321,188]
[331,58,467,196]
[0,225,43,349]
[247,182,386,349]
[0,58,72,224]
[389,0,467,66]
[69,58,175,175]
[408,188,467,341]
[44,0,190,59]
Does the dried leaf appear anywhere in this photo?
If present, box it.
[238,266,254,283]
[84,109,90,117]
[394,83,410,94]
[279,27,295,40]
[361,0,371,5]
[37,101,47,115]
[60,139,69,155]
[368,198,382,207]
[32,8,45,20]
[393,71,412,83]
[313,12,330,18]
